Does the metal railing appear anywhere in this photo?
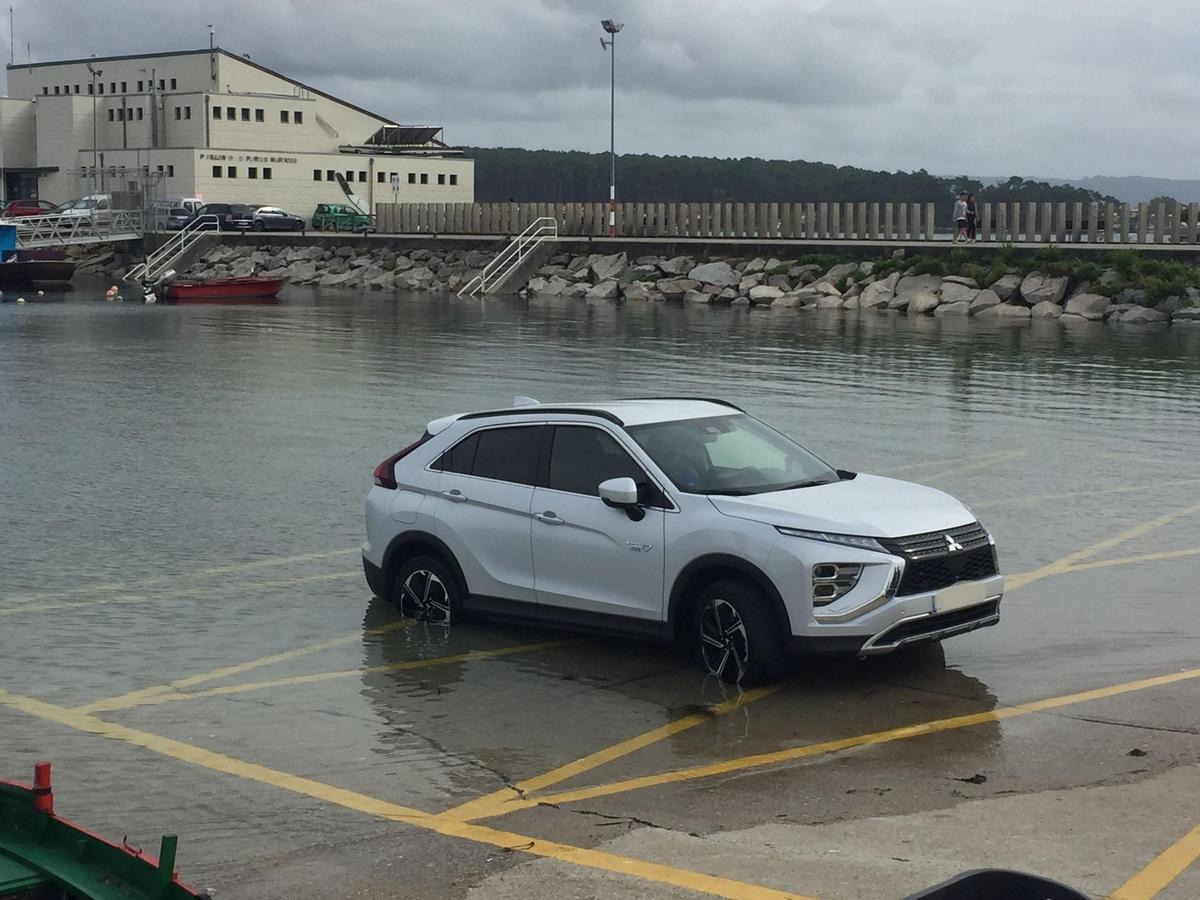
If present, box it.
[125,215,219,283]
[10,209,143,247]
[458,216,558,298]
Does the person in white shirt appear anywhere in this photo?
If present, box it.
[953,192,969,242]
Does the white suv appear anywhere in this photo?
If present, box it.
[362,399,1003,684]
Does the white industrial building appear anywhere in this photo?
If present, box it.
[0,46,474,214]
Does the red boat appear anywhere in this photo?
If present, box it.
[162,275,285,303]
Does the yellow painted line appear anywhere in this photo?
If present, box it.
[84,640,573,712]
[478,666,1200,818]
[444,683,780,822]
[0,570,358,618]
[77,620,415,714]
[973,478,1200,510]
[1061,546,1200,576]
[0,547,359,606]
[0,689,810,900]
[882,449,1025,476]
[1110,823,1200,899]
[918,449,1029,480]
[1005,498,1200,591]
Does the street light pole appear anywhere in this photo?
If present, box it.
[600,19,623,239]
[86,63,101,195]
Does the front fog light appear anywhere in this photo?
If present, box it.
[812,563,863,606]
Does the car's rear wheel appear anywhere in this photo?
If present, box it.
[253,220,264,231]
[391,555,461,625]
[694,579,786,685]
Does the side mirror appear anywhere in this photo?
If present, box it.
[599,477,645,521]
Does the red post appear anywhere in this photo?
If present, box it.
[608,199,616,238]
[33,761,53,814]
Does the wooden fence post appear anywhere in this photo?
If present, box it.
[923,202,935,240]
[897,203,908,240]
[883,202,893,241]
[1190,203,1200,244]
[1136,203,1148,243]
[1172,203,1183,244]
[842,203,854,240]
[1155,201,1167,243]
[816,203,827,239]
[869,202,880,240]
[1087,202,1099,244]
[980,202,991,242]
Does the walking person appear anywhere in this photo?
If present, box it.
[966,193,979,242]
[953,191,968,242]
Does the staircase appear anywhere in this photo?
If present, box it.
[458,217,558,298]
[125,216,220,283]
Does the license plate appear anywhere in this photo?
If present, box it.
[934,580,987,613]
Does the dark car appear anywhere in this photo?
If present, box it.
[2,199,58,218]
[190,203,256,231]
[165,207,193,231]
[253,206,306,232]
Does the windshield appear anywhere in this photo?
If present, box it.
[63,199,95,210]
[627,414,838,495]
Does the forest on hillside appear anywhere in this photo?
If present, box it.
[464,148,1118,226]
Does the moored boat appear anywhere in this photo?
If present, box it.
[162,275,285,303]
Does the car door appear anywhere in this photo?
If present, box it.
[532,424,668,623]
[432,424,543,612]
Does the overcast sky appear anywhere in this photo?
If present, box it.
[7,0,1197,178]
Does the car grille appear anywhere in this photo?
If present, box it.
[878,522,998,596]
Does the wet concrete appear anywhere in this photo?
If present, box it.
[2,287,1199,898]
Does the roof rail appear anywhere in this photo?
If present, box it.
[458,406,625,426]
[615,397,744,412]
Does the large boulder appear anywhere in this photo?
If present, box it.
[939,281,980,305]
[688,261,739,286]
[908,290,941,314]
[585,280,620,300]
[771,293,802,308]
[815,294,845,309]
[934,301,971,317]
[738,274,765,293]
[822,262,859,284]
[1063,293,1111,320]
[659,256,695,276]
[859,279,894,309]
[541,276,570,296]
[622,281,652,302]
[969,289,1002,314]
[812,281,842,297]
[743,257,768,274]
[942,274,979,288]
[989,273,1022,301]
[1030,300,1064,319]
[1117,306,1169,324]
[976,303,1032,319]
[683,289,711,304]
[318,271,356,287]
[748,284,784,304]
[656,278,700,301]
[589,252,627,283]
[1019,271,1069,306]
[766,273,792,290]
[1172,307,1200,322]
[895,273,942,297]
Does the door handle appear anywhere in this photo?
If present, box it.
[535,511,564,525]
[441,489,468,503]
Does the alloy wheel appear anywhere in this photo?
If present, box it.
[399,569,451,624]
[699,597,749,683]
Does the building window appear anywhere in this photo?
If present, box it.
[98,83,104,94]
[255,108,264,122]
[240,107,250,121]
[120,81,127,92]
[185,106,191,119]
[109,82,115,93]
[63,85,69,94]
[344,170,352,182]
[377,171,385,183]
[107,109,114,121]
[137,80,143,91]
[42,86,48,94]
[249,167,259,179]
[438,173,446,185]
[167,165,174,177]
[73,84,80,94]
[213,165,222,178]
[54,86,60,95]
[408,172,416,184]
[158,79,165,90]
[326,169,335,181]
[86,84,92,94]
[136,107,144,120]
[280,110,289,124]
[263,167,272,180]
[226,106,235,119]
[420,173,428,184]
[293,110,303,124]
[170,78,177,90]
[313,169,321,181]
[357,171,367,182]
[227,166,237,178]
[449,174,458,185]
[157,164,164,173]
[174,106,181,120]
[212,106,221,119]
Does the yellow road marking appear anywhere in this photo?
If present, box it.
[1061,546,1200,576]
[0,570,358,618]
[443,683,780,822]
[1111,823,1200,899]
[471,666,1200,819]
[77,620,415,714]
[83,640,573,712]
[0,689,810,900]
[919,449,1029,480]
[1005,498,1200,591]
[882,449,1025,476]
[973,478,1200,510]
[0,547,359,606]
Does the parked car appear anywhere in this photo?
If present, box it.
[362,398,1004,685]
[253,206,306,232]
[189,203,256,231]
[56,194,112,226]
[163,207,194,230]
[312,203,373,233]
[1,199,58,218]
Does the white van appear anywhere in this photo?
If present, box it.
[57,194,112,226]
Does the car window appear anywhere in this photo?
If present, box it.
[547,426,647,497]
[230,205,254,216]
[470,426,542,485]
[436,432,479,475]
[169,207,188,216]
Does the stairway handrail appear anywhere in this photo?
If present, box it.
[458,216,557,298]
[126,215,220,282]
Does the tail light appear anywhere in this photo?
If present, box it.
[373,432,432,489]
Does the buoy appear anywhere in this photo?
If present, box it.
[115,294,124,302]
[16,297,25,303]
[36,290,44,296]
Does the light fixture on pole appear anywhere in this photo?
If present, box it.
[600,18,623,239]
[86,62,101,194]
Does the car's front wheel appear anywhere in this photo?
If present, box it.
[694,579,787,685]
[391,555,461,625]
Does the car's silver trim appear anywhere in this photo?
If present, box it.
[857,594,1002,656]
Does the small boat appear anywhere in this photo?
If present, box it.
[162,275,285,303]
[0,762,211,899]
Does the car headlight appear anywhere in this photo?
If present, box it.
[776,527,886,553]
